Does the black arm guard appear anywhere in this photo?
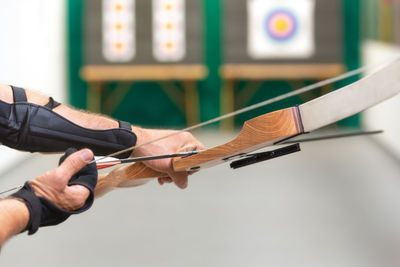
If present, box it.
[0,86,136,158]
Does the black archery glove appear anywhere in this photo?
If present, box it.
[11,148,98,235]
[58,147,98,209]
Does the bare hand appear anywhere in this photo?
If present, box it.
[131,128,205,189]
[29,149,94,210]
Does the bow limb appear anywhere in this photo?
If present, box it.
[94,58,400,197]
[173,58,400,171]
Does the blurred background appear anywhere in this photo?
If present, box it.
[0,0,400,266]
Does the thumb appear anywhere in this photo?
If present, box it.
[58,149,94,183]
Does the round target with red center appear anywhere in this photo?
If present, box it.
[265,9,298,42]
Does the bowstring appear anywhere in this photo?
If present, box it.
[0,58,395,196]
[91,60,383,163]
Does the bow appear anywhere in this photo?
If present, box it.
[95,58,400,197]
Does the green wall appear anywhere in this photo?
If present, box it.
[67,0,360,128]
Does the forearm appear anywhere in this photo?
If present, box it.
[0,84,118,130]
[0,84,159,150]
[0,84,137,157]
[0,198,29,246]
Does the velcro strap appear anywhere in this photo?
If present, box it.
[11,182,42,235]
[44,97,61,109]
[119,120,131,130]
[11,86,27,103]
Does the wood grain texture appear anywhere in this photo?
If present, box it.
[95,162,165,197]
[173,107,303,171]
[80,64,208,81]
[94,107,303,196]
[221,64,345,80]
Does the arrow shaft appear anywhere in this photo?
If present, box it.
[96,150,202,169]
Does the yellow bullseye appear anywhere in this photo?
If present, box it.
[274,18,289,33]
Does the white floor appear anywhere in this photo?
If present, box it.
[0,131,400,267]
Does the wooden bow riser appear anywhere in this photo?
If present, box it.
[94,107,303,197]
[93,58,400,198]
[173,107,303,171]
[95,162,164,197]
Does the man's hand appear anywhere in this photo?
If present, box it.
[131,128,205,189]
[29,149,95,211]
[0,149,97,241]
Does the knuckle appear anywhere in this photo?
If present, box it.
[68,155,83,170]
[70,197,85,210]
[181,131,192,139]
[60,154,85,175]
[76,198,86,209]
[54,168,67,180]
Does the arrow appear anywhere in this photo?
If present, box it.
[94,58,400,197]
[96,150,202,169]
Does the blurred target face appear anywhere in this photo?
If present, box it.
[265,9,298,42]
